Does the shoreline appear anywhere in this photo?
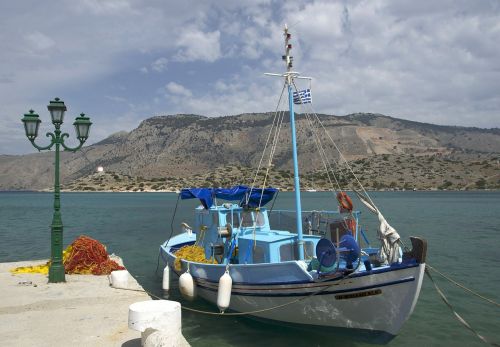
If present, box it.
[1,188,499,193]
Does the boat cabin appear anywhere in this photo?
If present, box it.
[193,203,360,266]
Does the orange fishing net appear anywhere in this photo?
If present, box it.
[11,235,125,276]
[64,235,125,275]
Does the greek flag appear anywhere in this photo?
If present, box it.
[293,89,312,104]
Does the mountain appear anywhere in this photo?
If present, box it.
[1,112,499,190]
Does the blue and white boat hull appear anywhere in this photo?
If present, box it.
[194,264,424,336]
[160,234,425,336]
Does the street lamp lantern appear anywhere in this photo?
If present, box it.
[73,113,92,141]
[47,97,67,125]
[21,110,41,140]
[21,98,91,283]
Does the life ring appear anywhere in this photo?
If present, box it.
[337,192,353,212]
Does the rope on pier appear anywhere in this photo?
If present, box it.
[425,266,500,347]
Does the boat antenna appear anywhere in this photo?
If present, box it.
[284,24,293,74]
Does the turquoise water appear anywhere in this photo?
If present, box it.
[1,191,499,347]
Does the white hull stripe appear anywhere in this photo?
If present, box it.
[194,276,415,297]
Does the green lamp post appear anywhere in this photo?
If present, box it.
[21,98,92,283]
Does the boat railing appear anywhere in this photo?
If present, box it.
[269,209,359,238]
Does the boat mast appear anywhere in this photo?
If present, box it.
[264,26,311,260]
[283,25,305,260]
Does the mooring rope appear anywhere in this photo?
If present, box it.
[154,250,162,277]
[426,265,500,308]
[425,267,500,347]
[114,272,353,316]
[121,263,500,345]
[166,194,181,245]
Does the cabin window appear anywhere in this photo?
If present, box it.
[241,211,254,227]
[255,211,265,227]
[280,243,295,261]
[222,211,239,227]
[240,211,265,228]
[232,213,240,227]
[253,246,265,263]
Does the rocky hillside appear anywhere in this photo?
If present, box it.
[64,153,499,192]
[1,112,499,190]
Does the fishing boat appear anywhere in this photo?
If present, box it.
[159,25,427,337]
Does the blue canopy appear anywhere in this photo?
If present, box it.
[180,185,278,209]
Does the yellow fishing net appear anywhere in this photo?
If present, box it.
[10,246,74,275]
[174,245,217,271]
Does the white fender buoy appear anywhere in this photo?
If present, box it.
[217,269,232,312]
[162,265,170,291]
[179,270,196,300]
[110,269,129,289]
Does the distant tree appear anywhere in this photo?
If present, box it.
[475,178,486,189]
[438,180,453,190]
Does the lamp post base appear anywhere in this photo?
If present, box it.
[49,264,66,283]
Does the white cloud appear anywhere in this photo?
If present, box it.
[76,0,136,16]
[165,82,192,98]
[24,31,55,51]
[280,0,500,127]
[151,57,168,72]
[174,29,221,62]
[1,0,499,155]
[105,95,127,103]
[214,80,230,92]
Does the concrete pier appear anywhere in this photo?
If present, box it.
[0,260,150,347]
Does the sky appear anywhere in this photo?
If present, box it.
[1,0,499,155]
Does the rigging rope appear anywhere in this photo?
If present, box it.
[291,81,407,253]
[258,104,287,207]
[290,81,362,234]
[291,80,342,194]
[303,111,338,190]
[247,83,287,207]
[308,104,377,209]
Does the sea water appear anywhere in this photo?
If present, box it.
[1,191,499,347]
